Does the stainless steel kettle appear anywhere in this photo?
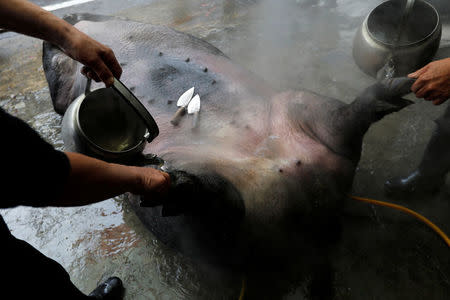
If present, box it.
[353,0,441,77]
[61,78,159,162]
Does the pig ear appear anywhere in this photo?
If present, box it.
[42,42,81,115]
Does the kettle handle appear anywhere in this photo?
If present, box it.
[84,77,92,95]
[112,77,159,142]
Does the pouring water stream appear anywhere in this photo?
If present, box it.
[377,0,416,80]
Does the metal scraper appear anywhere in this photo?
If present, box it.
[187,94,200,130]
[170,87,194,126]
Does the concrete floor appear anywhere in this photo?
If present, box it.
[0,0,449,299]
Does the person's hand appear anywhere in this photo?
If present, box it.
[408,57,450,105]
[133,168,171,206]
[62,30,122,87]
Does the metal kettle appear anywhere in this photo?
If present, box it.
[353,0,441,77]
[61,77,159,162]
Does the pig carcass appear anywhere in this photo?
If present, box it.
[43,14,414,266]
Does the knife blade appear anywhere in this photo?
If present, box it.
[170,87,194,125]
[187,94,200,130]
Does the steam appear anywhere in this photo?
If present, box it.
[223,0,375,100]
[223,0,447,98]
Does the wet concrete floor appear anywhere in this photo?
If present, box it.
[0,0,449,299]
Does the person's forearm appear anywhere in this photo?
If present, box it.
[1,0,123,86]
[58,152,141,206]
[0,0,76,49]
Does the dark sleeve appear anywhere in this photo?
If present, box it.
[0,107,71,208]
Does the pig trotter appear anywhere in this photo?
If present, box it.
[363,77,415,119]
[140,170,245,219]
[159,171,201,216]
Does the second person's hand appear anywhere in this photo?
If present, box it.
[408,57,450,105]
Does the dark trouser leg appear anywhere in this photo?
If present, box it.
[417,105,450,175]
[385,104,450,196]
[1,234,90,300]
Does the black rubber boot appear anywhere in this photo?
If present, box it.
[88,277,124,300]
[384,170,445,197]
[385,106,450,198]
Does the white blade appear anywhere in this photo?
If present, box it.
[176,87,195,107]
[187,94,200,114]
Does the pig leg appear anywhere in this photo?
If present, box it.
[138,170,245,217]
[325,77,415,163]
[385,104,450,196]
[130,170,246,265]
